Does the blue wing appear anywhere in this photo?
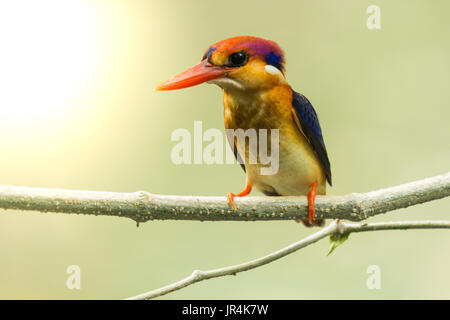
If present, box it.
[291,90,332,185]
[226,134,246,173]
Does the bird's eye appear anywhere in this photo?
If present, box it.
[228,51,248,67]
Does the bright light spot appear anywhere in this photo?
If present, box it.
[0,1,98,129]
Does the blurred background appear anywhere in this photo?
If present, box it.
[0,0,449,299]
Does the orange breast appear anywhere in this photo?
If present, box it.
[224,84,292,130]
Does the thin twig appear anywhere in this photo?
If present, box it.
[126,219,450,300]
[0,172,449,222]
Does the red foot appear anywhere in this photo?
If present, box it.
[307,181,318,224]
[227,184,252,210]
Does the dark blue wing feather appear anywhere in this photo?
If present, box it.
[226,133,246,173]
[291,90,332,185]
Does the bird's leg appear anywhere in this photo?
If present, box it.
[307,181,318,224]
[227,183,252,210]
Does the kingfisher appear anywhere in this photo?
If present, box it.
[156,36,332,226]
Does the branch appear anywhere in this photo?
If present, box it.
[126,219,450,300]
[0,172,449,222]
[0,173,448,299]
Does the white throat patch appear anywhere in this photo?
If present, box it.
[207,78,244,90]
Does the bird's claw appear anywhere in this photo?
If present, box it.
[308,204,315,225]
[307,181,318,224]
[227,192,237,210]
[226,184,252,211]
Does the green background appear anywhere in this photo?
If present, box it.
[0,0,449,299]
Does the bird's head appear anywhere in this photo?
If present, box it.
[156,36,286,93]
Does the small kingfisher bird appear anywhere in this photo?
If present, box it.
[156,36,332,226]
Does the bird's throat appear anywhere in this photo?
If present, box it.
[223,89,274,131]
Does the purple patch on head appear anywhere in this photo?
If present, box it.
[246,38,285,72]
[206,36,285,72]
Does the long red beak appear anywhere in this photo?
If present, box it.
[155,60,229,91]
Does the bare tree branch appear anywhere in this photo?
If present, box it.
[126,219,450,300]
[0,173,448,299]
[0,172,449,222]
